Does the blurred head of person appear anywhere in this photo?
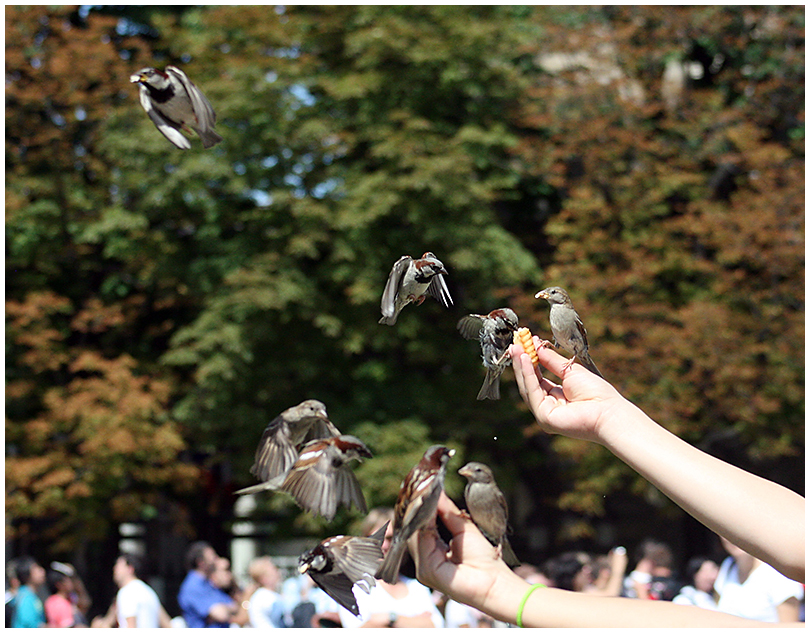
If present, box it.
[636,539,673,575]
[16,557,46,588]
[545,552,593,592]
[47,569,74,596]
[209,557,234,592]
[113,553,144,588]
[186,541,218,574]
[248,557,281,592]
[685,556,719,593]
[361,507,395,556]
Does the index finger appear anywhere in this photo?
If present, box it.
[436,491,468,535]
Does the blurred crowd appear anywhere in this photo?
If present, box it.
[6,526,803,628]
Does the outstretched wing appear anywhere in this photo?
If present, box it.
[249,417,298,482]
[380,256,411,318]
[309,571,360,616]
[426,272,453,308]
[138,85,191,149]
[166,66,217,133]
[333,531,386,589]
[457,314,485,340]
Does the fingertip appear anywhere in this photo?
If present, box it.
[437,490,460,514]
[437,492,468,532]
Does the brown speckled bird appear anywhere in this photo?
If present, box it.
[376,445,455,583]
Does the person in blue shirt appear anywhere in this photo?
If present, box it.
[177,542,236,627]
[11,557,46,628]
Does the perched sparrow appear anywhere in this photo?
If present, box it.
[298,521,388,616]
[457,308,520,400]
[535,287,602,377]
[379,252,453,325]
[130,66,222,149]
[274,435,372,521]
[458,462,519,567]
[376,445,455,583]
[236,400,341,494]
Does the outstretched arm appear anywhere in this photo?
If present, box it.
[511,342,805,583]
[412,493,782,627]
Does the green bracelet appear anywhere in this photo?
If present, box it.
[516,583,545,628]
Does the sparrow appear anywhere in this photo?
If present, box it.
[379,252,453,325]
[130,66,222,149]
[236,400,341,494]
[535,286,603,377]
[458,462,519,567]
[298,521,388,616]
[457,308,520,400]
[376,445,455,583]
[272,435,372,521]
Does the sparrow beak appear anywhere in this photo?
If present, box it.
[129,73,145,84]
[458,465,471,478]
[535,290,548,300]
[298,562,310,574]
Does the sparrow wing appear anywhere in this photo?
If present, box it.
[166,66,217,132]
[573,311,590,350]
[300,417,342,447]
[249,418,298,482]
[332,531,386,590]
[308,570,360,616]
[138,85,191,150]
[333,465,368,516]
[457,315,485,340]
[280,447,338,520]
[426,272,453,308]
[380,256,411,319]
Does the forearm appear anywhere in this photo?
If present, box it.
[479,572,783,627]
[598,400,805,582]
[393,612,436,627]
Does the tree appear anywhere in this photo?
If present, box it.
[509,6,804,537]
[6,5,198,555]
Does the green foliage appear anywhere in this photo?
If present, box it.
[6,5,803,560]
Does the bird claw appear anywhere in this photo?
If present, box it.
[562,357,576,373]
[494,348,511,367]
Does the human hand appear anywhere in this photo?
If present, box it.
[410,492,512,609]
[509,339,627,444]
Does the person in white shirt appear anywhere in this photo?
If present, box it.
[337,508,444,628]
[91,553,170,628]
[714,537,803,623]
[246,556,284,627]
[673,556,719,610]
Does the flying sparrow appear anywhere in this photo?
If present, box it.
[298,521,388,616]
[376,445,455,583]
[458,462,519,567]
[457,308,520,400]
[379,252,453,325]
[272,435,372,521]
[535,286,603,377]
[236,400,341,494]
[130,66,222,149]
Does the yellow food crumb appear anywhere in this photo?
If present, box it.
[514,327,539,365]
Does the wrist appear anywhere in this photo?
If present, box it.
[387,612,398,627]
[593,397,647,447]
[476,570,535,625]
